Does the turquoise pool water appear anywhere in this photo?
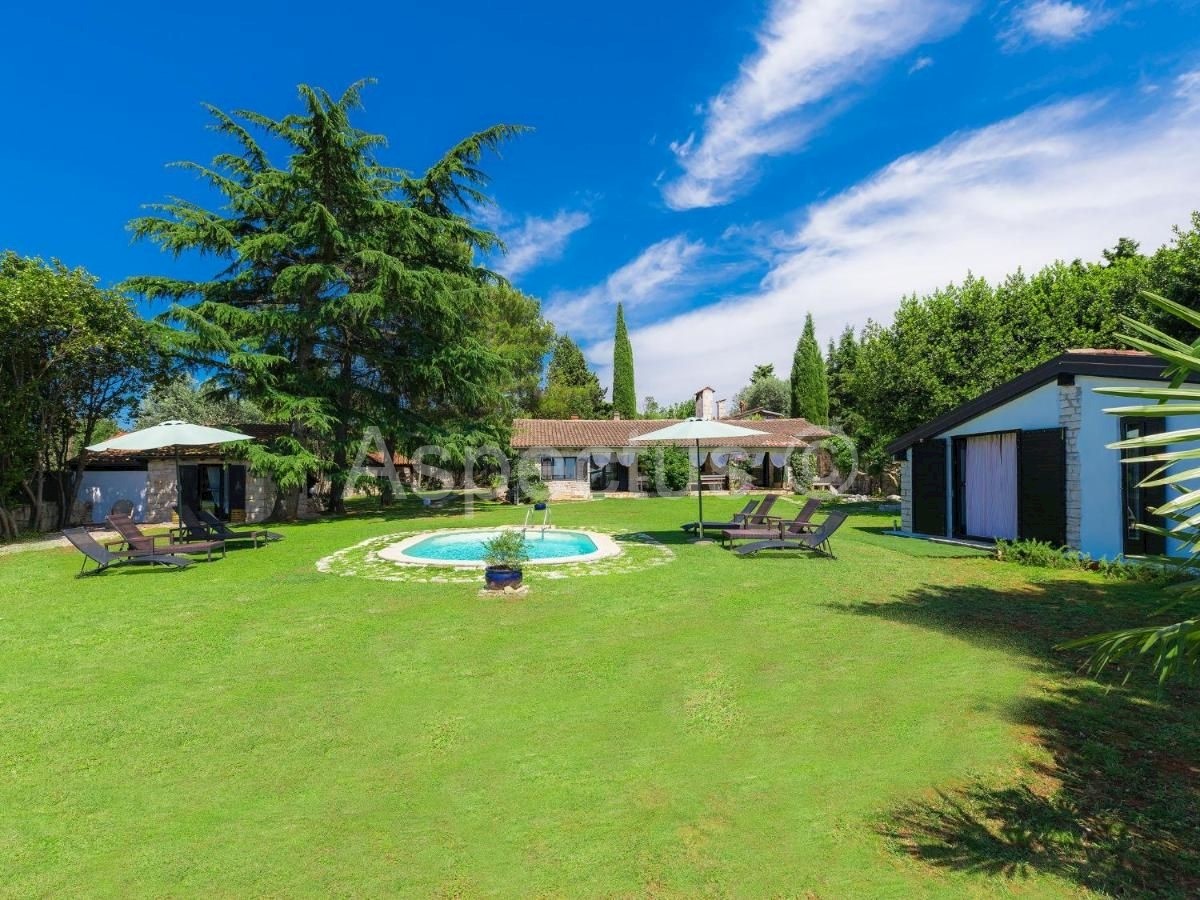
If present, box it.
[400,529,599,563]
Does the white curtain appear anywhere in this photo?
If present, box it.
[689,448,707,467]
[963,433,1018,539]
[710,451,731,468]
[616,450,637,467]
[748,451,766,466]
[769,451,789,468]
[591,451,614,467]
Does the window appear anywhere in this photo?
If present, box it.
[539,456,580,481]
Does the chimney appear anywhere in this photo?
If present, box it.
[613,412,621,421]
[716,399,726,420]
[694,386,715,420]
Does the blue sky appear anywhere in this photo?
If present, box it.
[3,1,1199,405]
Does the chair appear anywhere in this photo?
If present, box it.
[105,513,226,562]
[63,527,193,576]
[198,508,282,543]
[682,498,759,533]
[734,510,849,559]
[720,498,821,546]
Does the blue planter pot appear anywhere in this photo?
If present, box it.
[484,567,524,591]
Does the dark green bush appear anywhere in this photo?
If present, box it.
[994,539,1182,584]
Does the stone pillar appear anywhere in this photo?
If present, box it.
[145,459,178,523]
[1059,384,1082,549]
[900,454,913,532]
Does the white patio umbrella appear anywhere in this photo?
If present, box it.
[631,418,767,542]
[86,420,253,519]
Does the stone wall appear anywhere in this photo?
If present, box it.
[899,456,913,532]
[1058,384,1082,549]
[546,480,591,502]
[145,459,178,523]
[244,471,273,523]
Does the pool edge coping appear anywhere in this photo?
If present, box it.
[376,527,622,569]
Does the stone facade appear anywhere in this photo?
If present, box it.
[1058,384,1082,549]
[546,479,591,502]
[245,470,275,522]
[145,459,179,524]
[899,457,913,532]
[142,458,280,524]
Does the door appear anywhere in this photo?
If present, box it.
[228,465,247,520]
[178,465,200,515]
[960,433,1018,541]
[911,440,948,536]
[1018,428,1067,545]
[1121,418,1166,556]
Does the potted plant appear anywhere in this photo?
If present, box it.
[482,529,530,591]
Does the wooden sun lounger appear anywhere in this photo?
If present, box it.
[720,498,821,546]
[735,511,848,559]
[105,513,226,562]
[63,527,193,576]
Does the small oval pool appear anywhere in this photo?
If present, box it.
[377,528,620,568]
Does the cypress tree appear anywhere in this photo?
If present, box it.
[611,302,637,418]
[790,312,829,424]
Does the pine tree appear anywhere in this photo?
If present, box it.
[540,335,606,418]
[125,81,530,514]
[790,312,829,424]
[611,303,637,418]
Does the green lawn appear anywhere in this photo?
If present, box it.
[2,497,1197,896]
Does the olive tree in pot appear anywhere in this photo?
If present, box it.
[482,529,530,591]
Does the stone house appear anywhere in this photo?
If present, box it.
[76,424,294,525]
[511,387,830,502]
[888,350,1197,558]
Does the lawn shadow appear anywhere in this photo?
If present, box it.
[830,579,1200,896]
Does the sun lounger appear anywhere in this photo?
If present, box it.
[63,527,193,576]
[720,498,821,546]
[682,498,759,533]
[105,513,226,562]
[734,510,848,559]
[197,509,283,543]
[173,506,275,547]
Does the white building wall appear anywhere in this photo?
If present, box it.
[1076,375,1200,559]
[77,471,148,523]
[938,382,1061,537]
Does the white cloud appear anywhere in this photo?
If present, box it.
[545,236,716,340]
[909,56,935,74]
[1002,1,1109,48]
[492,209,591,279]
[1177,68,1200,107]
[661,0,974,210]
[628,93,1200,401]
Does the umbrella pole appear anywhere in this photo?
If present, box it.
[696,438,705,542]
[175,449,182,527]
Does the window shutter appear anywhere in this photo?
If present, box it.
[1018,428,1066,545]
[911,440,948,536]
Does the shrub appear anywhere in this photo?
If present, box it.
[482,530,529,570]
[639,446,691,493]
[994,539,1182,585]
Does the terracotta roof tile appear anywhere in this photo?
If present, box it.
[511,417,831,449]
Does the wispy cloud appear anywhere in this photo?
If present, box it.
[492,209,591,279]
[631,92,1200,400]
[546,236,743,342]
[661,0,975,210]
[1002,1,1110,48]
[909,56,935,74]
